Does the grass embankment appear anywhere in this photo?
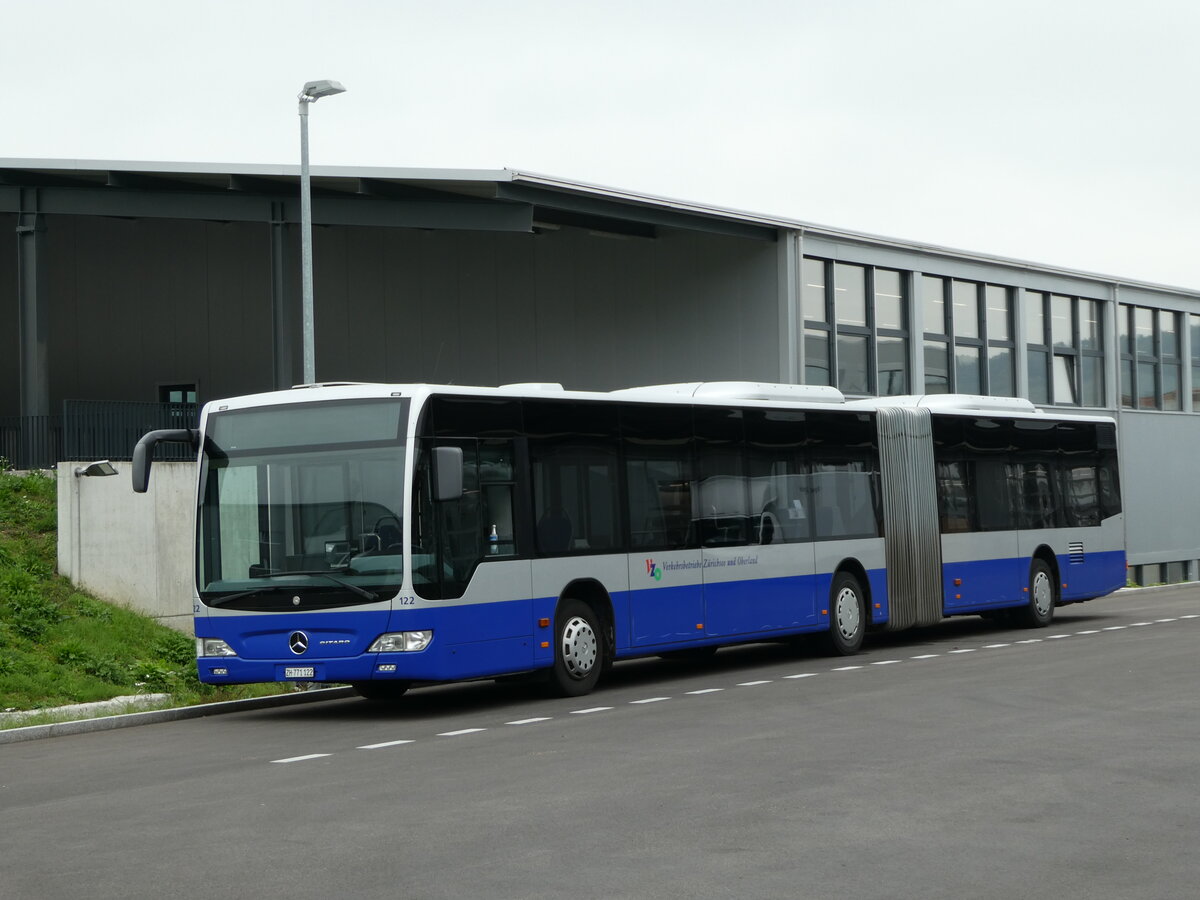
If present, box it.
[0,466,288,725]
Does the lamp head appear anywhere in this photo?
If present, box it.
[300,80,346,101]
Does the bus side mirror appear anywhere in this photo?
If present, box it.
[432,446,464,502]
[132,428,199,493]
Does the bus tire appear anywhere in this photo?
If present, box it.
[1021,559,1056,628]
[827,571,866,655]
[548,599,604,697]
[351,680,411,702]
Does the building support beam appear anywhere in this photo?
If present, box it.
[777,229,800,384]
[269,201,295,389]
[16,187,49,417]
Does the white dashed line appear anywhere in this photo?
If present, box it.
[984,643,1011,649]
[1131,622,1153,626]
[630,697,670,704]
[949,649,976,654]
[1075,630,1100,635]
[871,660,902,665]
[438,728,486,737]
[1047,634,1071,639]
[832,665,863,671]
[506,717,552,725]
[1102,626,1126,631]
[784,673,816,679]
[737,680,772,686]
[1156,618,1177,623]
[570,707,613,715]
[1016,639,1042,644]
[686,688,724,695]
[357,739,414,750]
[1182,615,1199,619]
[911,654,939,659]
[270,754,330,764]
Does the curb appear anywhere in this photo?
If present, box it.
[0,686,357,745]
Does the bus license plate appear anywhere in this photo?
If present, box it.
[285,667,315,679]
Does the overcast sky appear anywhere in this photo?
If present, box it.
[5,0,1198,289]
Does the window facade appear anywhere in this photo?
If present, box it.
[1026,292,1103,407]
[923,278,1013,396]
[803,257,909,396]
[1119,304,1181,410]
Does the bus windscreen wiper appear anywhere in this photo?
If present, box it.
[249,568,379,602]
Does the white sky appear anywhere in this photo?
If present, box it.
[5,0,1199,289]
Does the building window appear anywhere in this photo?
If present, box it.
[1120,304,1180,410]
[922,277,1011,396]
[159,383,197,404]
[1026,293,1103,406]
[1192,315,1200,408]
[802,258,910,396]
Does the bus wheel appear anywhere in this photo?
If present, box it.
[548,599,604,697]
[351,681,411,702]
[827,571,866,655]
[1021,559,1055,628]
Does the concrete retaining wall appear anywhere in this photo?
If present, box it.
[57,460,196,632]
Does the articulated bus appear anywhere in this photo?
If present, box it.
[132,381,1125,700]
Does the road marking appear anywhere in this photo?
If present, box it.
[832,665,863,671]
[784,673,816,679]
[1075,630,1100,635]
[871,659,901,665]
[1156,618,1177,623]
[1182,615,1199,619]
[983,643,1011,649]
[737,680,772,686]
[1046,634,1071,639]
[686,688,724,694]
[1130,622,1153,627]
[357,739,415,750]
[949,649,976,654]
[911,654,939,659]
[630,697,670,704]
[1102,626,1126,631]
[270,754,331,764]
[438,728,486,736]
[570,707,613,715]
[1016,639,1042,644]
[506,717,552,725]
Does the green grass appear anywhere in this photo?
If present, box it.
[0,464,291,724]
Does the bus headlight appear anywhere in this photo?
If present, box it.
[368,631,433,653]
[197,638,236,657]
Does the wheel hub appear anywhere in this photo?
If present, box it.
[561,615,598,679]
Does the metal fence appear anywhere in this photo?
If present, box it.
[0,401,199,470]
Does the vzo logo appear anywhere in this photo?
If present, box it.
[645,559,663,581]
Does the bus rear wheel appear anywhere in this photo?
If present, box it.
[827,571,866,655]
[547,599,604,697]
[351,681,411,702]
[1020,559,1056,628]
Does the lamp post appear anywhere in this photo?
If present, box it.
[298,79,346,386]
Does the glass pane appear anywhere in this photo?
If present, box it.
[922,275,946,335]
[924,340,949,394]
[1079,299,1100,351]
[1053,355,1077,404]
[1160,310,1179,358]
[952,281,979,339]
[955,345,982,394]
[1025,291,1046,345]
[985,285,1010,341]
[1051,295,1073,349]
[805,330,830,385]
[1081,355,1103,407]
[1120,359,1134,408]
[837,332,870,394]
[1193,363,1200,407]
[1027,349,1049,404]
[835,263,867,327]
[1192,315,1200,364]
[1162,363,1181,410]
[988,346,1014,397]
[1135,307,1154,357]
[875,269,904,330]
[877,335,908,395]
[1137,361,1157,408]
[802,257,827,323]
[1119,304,1131,355]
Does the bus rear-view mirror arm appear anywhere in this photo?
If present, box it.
[132,428,200,493]
[432,446,464,502]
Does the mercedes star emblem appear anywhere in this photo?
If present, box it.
[288,631,309,655]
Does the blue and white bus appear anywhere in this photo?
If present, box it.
[132,381,1125,700]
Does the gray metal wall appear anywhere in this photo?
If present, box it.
[0,213,16,416]
[1116,410,1200,567]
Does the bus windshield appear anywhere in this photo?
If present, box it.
[197,398,409,607]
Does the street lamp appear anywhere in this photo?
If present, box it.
[298,79,346,386]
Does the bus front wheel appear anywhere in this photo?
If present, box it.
[1021,559,1056,628]
[827,571,866,655]
[548,599,604,697]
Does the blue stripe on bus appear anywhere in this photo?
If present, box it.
[941,550,1126,613]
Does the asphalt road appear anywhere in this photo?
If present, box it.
[2,586,1198,900]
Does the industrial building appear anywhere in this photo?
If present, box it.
[3,158,1198,586]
